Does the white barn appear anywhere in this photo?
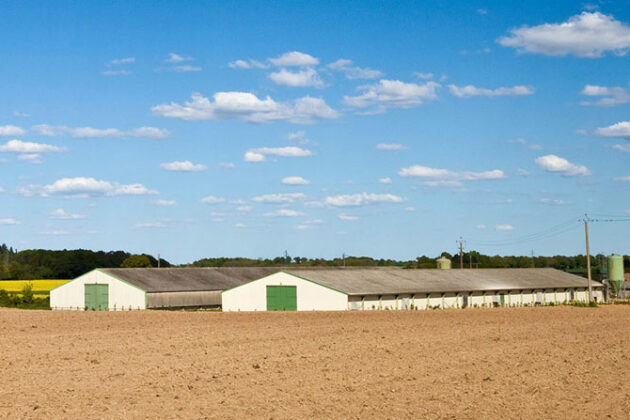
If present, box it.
[51,267,604,311]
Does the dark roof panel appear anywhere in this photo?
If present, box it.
[101,267,280,292]
[287,267,602,295]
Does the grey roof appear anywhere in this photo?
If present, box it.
[99,267,602,295]
[287,267,603,295]
[101,267,280,293]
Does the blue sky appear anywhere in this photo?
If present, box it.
[1,0,629,263]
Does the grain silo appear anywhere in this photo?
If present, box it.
[608,254,624,296]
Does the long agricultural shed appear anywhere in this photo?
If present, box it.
[50,267,604,311]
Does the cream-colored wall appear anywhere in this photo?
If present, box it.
[50,270,146,310]
[221,272,347,312]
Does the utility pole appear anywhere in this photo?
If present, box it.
[157,253,161,268]
[531,249,535,268]
[469,250,472,269]
[583,215,593,302]
[457,237,464,270]
[342,253,346,267]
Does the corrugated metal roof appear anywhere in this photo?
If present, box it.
[101,267,280,293]
[100,266,601,295]
[287,267,602,295]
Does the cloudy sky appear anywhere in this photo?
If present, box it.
[1,1,629,263]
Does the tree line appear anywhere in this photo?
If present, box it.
[0,244,170,280]
[0,243,627,280]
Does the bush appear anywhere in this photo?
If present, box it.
[21,282,34,304]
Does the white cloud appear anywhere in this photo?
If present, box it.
[154,199,176,206]
[338,213,359,221]
[304,201,324,208]
[344,80,440,112]
[498,12,630,57]
[228,59,252,69]
[510,137,542,150]
[252,193,306,203]
[228,59,268,69]
[32,125,170,139]
[0,139,65,154]
[160,160,207,172]
[325,192,405,207]
[0,139,65,163]
[516,168,530,176]
[103,70,131,76]
[540,198,568,206]
[477,8,488,15]
[244,146,312,162]
[19,177,157,197]
[378,177,392,184]
[611,144,630,152]
[0,125,26,136]
[218,162,235,169]
[13,111,30,118]
[166,53,192,63]
[592,121,630,139]
[40,230,68,235]
[404,206,415,212]
[613,175,630,182]
[200,196,225,204]
[297,218,323,229]
[173,65,202,72]
[18,154,42,164]
[0,218,20,225]
[235,223,246,228]
[236,205,252,212]
[152,92,339,124]
[449,84,534,97]
[496,224,514,231]
[476,224,487,230]
[535,154,592,176]
[376,143,407,150]
[0,187,4,192]
[580,84,630,106]
[413,72,434,80]
[282,176,310,185]
[49,208,86,220]
[269,51,319,67]
[269,68,324,88]
[398,165,506,186]
[327,59,383,80]
[134,221,167,229]
[264,209,305,217]
[110,57,135,65]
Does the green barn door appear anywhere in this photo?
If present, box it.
[84,284,109,311]
[266,286,297,311]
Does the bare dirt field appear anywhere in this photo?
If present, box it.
[1,306,629,419]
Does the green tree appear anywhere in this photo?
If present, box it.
[120,254,152,268]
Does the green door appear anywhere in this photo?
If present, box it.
[85,284,109,311]
[266,286,297,311]
[499,293,505,306]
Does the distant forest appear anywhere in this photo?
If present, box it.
[0,243,627,280]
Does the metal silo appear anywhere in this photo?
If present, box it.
[436,256,451,270]
[608,254,624,296]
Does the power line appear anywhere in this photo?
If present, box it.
[473,218,580,247]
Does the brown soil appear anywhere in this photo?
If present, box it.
[1,306,629,419]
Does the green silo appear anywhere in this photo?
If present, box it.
[436,256,452,270]
[608,254,624,296]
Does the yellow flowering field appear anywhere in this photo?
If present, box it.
[0,280,70,295]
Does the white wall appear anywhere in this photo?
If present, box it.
[222,272,348,312]
[50,270,146,311]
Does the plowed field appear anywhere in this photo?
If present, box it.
[1,306,629,419]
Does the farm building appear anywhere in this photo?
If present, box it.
[50,267,604,311]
